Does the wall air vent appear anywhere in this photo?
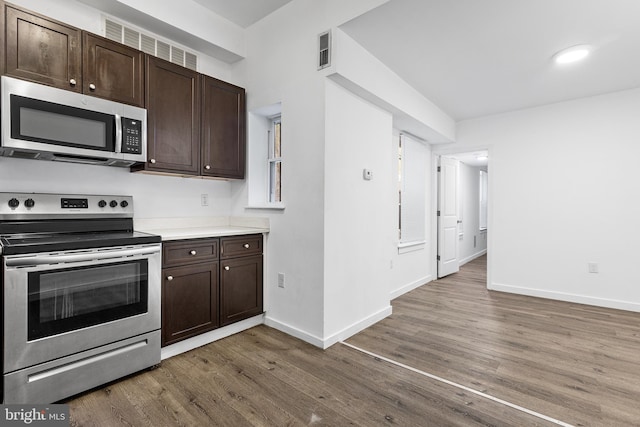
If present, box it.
[104,18,198,71]
[318,30,331,70]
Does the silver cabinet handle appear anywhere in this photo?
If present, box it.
[150,159,156,164]
[204,165,211,170]
[243,244,250,249]
[89,83,96,90]
[69,79,77,86]
[189,250,197,255]
[224,266,230,271]
[167,275,174,281]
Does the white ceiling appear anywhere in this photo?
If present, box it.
[191,0,294,28]
[193,0,640,122]
[341,0,640,121]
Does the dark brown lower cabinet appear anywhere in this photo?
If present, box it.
[161,234,263,347]
[220,254,263,326]
[162,262,219,346]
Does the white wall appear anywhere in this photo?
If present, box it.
[0,158,232,219]
[457,161,488,265]
[230,0,452,346]
[323,80,393,345]
[455,88,640,312]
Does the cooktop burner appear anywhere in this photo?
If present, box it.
[0,192,160,255]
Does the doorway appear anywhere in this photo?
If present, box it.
[436,150,488,280]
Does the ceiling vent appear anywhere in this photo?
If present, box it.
[104,18,198,71]
[318,30,331,70]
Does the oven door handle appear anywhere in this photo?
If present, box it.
[5,246,160,267]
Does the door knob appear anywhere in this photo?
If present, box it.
[167,275,174,281]
[89,83,96,90]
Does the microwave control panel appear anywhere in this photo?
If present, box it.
[121,118,142,154]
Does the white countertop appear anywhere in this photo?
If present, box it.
[134,216,269,241]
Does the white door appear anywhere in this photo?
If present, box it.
[438,156,460,278]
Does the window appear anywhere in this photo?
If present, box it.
[479,170,488,230]
[268,116,282,203]
[246,103,283,209]
[398,133,428,248]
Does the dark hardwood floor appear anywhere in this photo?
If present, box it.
[346,255,640,426]
[66,255,640,426]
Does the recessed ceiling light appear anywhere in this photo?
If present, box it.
[553,44,591,64]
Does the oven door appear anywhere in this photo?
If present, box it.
[3,244,161,374]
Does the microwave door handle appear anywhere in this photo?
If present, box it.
[5,246,161,267]
[115,114,123,154]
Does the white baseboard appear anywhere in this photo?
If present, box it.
[459,249,487,267]
[390,275,433,300]
[161,314,265,360]
[263,317,325,348]
[266,305,393,349]
[489,282,640,313]
[324,305,392,349]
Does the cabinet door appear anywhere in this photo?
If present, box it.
[201,75,246,179]
[4,5,81,91]
[143,56,200,174]
[162,262,219,346]
[82,33,144,107]
[220,255,263,326]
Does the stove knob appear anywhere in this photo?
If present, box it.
[98,200,107,208]
[8,198,19,208]
[109,200,118,208]
[24,198,35,208]
[120,200,129,208]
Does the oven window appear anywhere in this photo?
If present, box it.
[27,260,148,341]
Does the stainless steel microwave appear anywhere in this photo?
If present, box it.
[0,76,147,167]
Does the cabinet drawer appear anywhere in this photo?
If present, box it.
[220,234,263,259]
[163,238,219,267]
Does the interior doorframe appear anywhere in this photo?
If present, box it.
[430,146,492,289]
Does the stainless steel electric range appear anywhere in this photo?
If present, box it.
[0,192,162,404]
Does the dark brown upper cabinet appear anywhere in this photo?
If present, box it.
[201,75,246,179]
[4,4,82,92]
[4,4,144,107]
[82,33,144,107]
[136,55,201,175]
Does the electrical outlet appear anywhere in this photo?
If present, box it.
[278,273,285,288]
[588,262,599,274]
[201,194,209,206]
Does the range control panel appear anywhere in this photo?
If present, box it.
[0,193,134,219]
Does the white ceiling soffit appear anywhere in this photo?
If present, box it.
[76,0,245,63]
[340,0,640,121]
[191,0,295,28]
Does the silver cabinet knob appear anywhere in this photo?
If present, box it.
[167,275,174,281]
[204,165,211,170]
[69,79,77,86]
[224,266,230,271]
[243,244,250,249]
[89,83,96,90]
[189,250,197,255]
[150,159,156,164]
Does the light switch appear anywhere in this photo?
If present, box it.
[363,169,373,180]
